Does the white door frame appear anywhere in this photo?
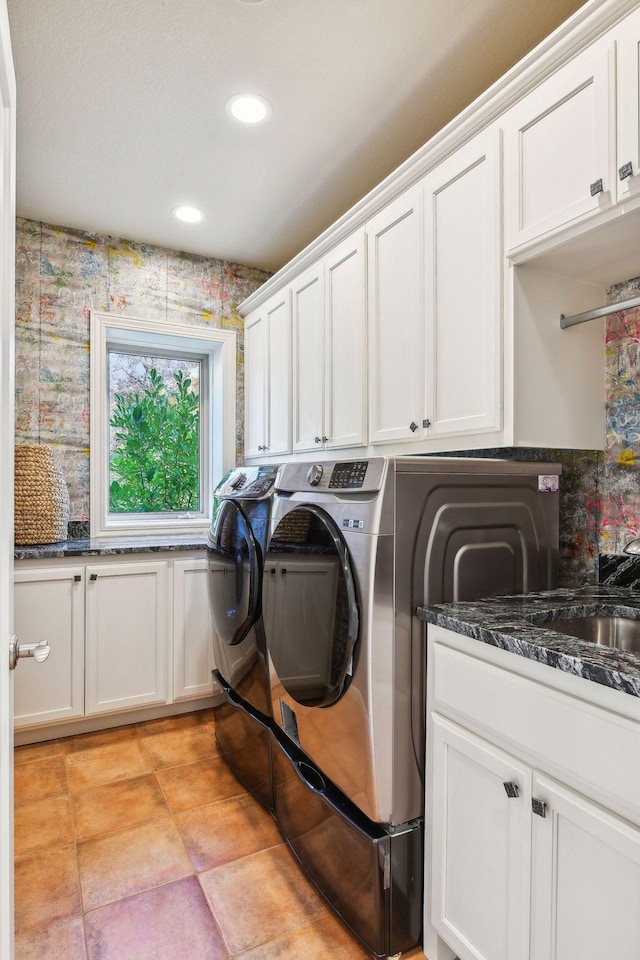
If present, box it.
[0,0,16,954]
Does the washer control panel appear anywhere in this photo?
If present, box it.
[328,460,368,489]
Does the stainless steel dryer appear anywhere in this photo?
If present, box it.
[264,456,560,958]
[207,464,279,809]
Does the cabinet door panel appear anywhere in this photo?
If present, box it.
[430,714,530,960]
[85,561,168,714]
[531,773,640,960]
[292,265,325,452]
[424,128,501,438]
[325,231,367,449]
[244,310,268,459]
[616,8,640,202]
[368,187,425,443]
[267,292,291,457]
[173,559,215,701]
[504,41,613,250]
[14,567,84,727]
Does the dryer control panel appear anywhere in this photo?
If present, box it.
[276,458,387,494]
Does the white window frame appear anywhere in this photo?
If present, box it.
[90,310,236,538]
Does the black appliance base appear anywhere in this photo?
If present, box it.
[213,670,274,811]
[271,727,422,959]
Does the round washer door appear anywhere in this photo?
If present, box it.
[264,505,359,708]
[207,498,261,647]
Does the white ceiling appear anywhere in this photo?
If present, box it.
[8,0,585,273]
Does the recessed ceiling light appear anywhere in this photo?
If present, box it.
[172,205,204,223]
[225,93,272,125]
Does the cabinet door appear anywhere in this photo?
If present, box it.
[13,566,84,727]
[292,264,325,453]
[173,559,215,701]
[266,290,292,457]
[430,714,531,960]
[423,128,501,439]
[324,230,367,449]
[244,309,268,459]
[367,186,425,444]
[85,561,168,714]
[530,772,640,960]
[616,8,640,202]
[504,39,614,252]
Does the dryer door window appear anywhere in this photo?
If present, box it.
[207,499,261,646]
[265,506,359,708]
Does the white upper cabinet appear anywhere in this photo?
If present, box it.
[423,127,502,439]
[367,186,425,444]
[244,291,291,460]
[324,230,367,449]
[504,38,614,253]
[292,262,325,452]
[615,7,640,203]
[292,231,368,453]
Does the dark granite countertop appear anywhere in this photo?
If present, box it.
[418,586,640,698]
[14,533,210,560]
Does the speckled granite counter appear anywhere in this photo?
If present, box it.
[14,533,209,560]
[418,586,640,698]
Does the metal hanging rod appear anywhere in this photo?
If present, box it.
[560,293,640,329]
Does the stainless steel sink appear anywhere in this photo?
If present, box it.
[544,616,640,653]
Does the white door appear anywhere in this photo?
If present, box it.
[266,291,291,457]
[324,230,367,450]
[0,1,16,954]
[172,558,215,701]
[244,309,268,459]
[367,186,425,444]
[423,127,502,439]
[530,772,640,960]
[504,38,613,252]
[85,560,169,714]
[616,7,640,203]
[292,264,324,453]
[430,715,531,960]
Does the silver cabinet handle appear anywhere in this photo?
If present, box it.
[532,797,547,818]
[503,781,519,799]
[9,635,51,671]
[590,178,604,196]
[619,161,633,181]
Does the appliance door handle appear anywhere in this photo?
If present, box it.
[294,760,327,793]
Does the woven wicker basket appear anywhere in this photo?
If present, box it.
[14,444,70,544]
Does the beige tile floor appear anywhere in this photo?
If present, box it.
[13,710,426,959]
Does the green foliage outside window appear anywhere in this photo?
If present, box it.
[109,367,200,513]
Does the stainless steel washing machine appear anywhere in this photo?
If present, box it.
[263,455,560,957]
[207,464,279,809]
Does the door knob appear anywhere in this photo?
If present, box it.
[9,634,51,671]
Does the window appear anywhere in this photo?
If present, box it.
[90,312,236,537]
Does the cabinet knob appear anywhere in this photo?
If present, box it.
[409,421,419,433]
[314,436,322,443]
[589,178,604,197]
[422,418,431,429]
[619,161,633,181]
[90,573,98,581]
[532,797,547,818]
[321,435,328,443]
[74,574,82,582]
[503,781,519,799]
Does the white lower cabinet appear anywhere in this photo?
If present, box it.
[13,565,85,728]
[427,627,640,960]
[172,558,215,701]
[85,560,168,715]
[530,772,640,960]
[431,715,531,960]
[14,551,216,734]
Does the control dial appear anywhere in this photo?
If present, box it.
[306,463,323,487]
